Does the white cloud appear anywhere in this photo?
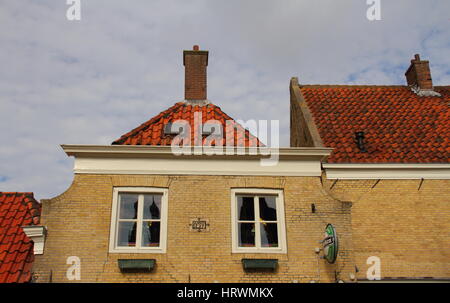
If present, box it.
[0,0,448,199]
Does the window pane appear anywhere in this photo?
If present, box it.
[117,222,137,247]
[119,194,138,219]
[260,223,278,247]
[237,196,254,220]
[238,223,255,247]
[143,194,162,220]
[259,196,277,221]
[142,221,160,247]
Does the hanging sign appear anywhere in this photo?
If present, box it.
[322,224,338,264]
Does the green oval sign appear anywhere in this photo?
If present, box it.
[323,224,338,264]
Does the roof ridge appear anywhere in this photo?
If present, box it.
[300,84,450,89]
[300,84,407,88]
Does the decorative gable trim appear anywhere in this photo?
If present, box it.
[22,226,47,255]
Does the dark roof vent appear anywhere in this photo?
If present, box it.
[164,122,221,136]
[202,123,222,136]
[164,122,182,135]
[355,131,367,152]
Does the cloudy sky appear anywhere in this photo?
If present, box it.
[0,0,449,199]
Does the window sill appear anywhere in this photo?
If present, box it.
[232,248,287,254]
[109,247,166,254]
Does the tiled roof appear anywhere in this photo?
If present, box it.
[0,192,40,283]
[300,85,450,163]
[112,102,262,146]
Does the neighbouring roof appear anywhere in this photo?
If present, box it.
[300,85,450,163]
[112,101,262,146]
[0,192,41,283]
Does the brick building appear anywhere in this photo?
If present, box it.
[29,48,449,283]
[290,54,450,281]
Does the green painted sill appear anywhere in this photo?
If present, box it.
[118,259,155,272]
[242,259,278,271]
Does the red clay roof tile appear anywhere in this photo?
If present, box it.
[300,85,450,163]
[0,192,41,283]
[112,102,262,147]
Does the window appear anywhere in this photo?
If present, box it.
[231,189,287,253]
[109,187,168,253]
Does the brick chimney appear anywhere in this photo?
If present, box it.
[405,54,433,90]
[183,45,208,101]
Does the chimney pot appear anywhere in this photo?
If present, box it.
[193,45,199,51]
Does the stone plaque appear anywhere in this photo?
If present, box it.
[189,218,210,232]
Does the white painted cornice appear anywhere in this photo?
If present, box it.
[323,163,450,179]
[22,226,47,255]
[61,145,333,177]
[61,144,332,160]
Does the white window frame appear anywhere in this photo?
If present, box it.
[231,188,287,254]
[109,187,168,253]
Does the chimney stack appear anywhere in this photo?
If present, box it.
[405,54,433,90]
[183,45,208,101]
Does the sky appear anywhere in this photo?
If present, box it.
[0,0,449,200]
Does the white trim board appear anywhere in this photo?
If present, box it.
[62,145,333,159]
[323,163,450,179]
[63,145,332,177]
[74,157,323,176]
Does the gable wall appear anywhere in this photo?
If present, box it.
[33,174,354,283]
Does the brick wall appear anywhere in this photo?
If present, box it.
[322,176,450,280]
[33,174,355,283]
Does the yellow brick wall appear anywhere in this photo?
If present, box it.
[33,174,355,283]
[322,177,450,280]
